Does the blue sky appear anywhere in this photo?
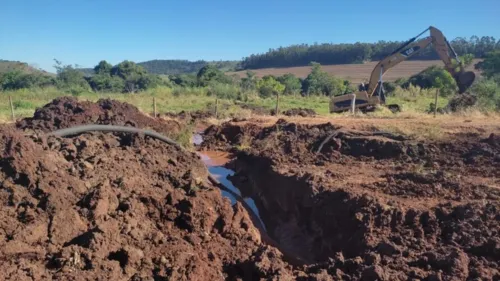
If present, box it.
[1,0,499,72]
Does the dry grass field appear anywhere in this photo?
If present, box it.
[229,59,482,84]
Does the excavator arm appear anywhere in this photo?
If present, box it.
[365,26,475,97]
[330,26,476,113]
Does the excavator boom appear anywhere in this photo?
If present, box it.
[330,26,475,113]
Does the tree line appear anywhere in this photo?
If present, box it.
[239,36,500,69]
[79,60,239,76]
[0,59,164,94]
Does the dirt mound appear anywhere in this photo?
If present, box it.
[17,97,181,136]
[239,103,272,115]
[200,121,263,151]
[164,110,214,123]
[0,125,275,280]
[282,108,317,117]
[446,93,477,112]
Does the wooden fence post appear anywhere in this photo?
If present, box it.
[215,98,219,119]
[275,93,280,116]
[153,97,157,118]
[9,96,15,122]
[350,94,356,115]
[434,89,439,118]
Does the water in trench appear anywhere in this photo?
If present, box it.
[193,133,265,229]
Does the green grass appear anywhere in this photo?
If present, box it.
[0,85,454,122]
[245,94,331,114]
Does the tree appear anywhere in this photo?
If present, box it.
[196,64,233,86]
[94,60,113,75]
[277,73,301,95]
[302,62,346,96]
[475,50,500,78]
[241,71,257,92]
[88,74,125,92]
[53,59,90,90]
[406,66,457,96]
[256,75,285,98]
[170,74,198,87]
[197,65,222,86]
[110,60,157,93]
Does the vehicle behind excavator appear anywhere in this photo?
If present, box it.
[329,26,476,113]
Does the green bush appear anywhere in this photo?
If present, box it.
[302,62,346,96]
[207,82,240,99]
[276,73,301,95]
[256,76,285,98]
[88,74,125,92]
[475,50,500,78]
[405,66,457,97]
[470,78,500,110]
[0,71,55,90]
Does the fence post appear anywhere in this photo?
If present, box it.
[153,97,157,118]
[434,89,439,118]
[9,96,15,122]
[215,98,219,119]
[350,93,356,115]
[275,93,280,116]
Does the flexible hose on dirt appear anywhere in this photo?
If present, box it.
[49,125,182,149]
[48,124,307,266]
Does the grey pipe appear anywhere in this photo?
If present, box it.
[49,124,182,149]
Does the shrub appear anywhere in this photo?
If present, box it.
[470,78,500,110]
[256,76,285,98]
[406,66,457,97]
[207,82,240,99]
[276,73,301,95]
[302,62,346,96]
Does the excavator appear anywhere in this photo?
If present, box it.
[329,26,476,113]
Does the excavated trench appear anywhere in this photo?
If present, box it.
[195,133,375,264]
[193,133,264,231]
[226,154,372,263]
[197,120,500,279]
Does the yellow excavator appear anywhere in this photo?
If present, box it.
[329,26,476,113]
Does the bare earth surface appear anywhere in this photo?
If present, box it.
[1,98,499,280]
[202,116,500,280]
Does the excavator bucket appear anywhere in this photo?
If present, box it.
[456,71,476,93]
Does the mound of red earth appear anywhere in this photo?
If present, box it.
[446,93,477,112]
[204,119,500,280]
[1,99,299,280]
[164,110,214,124]
[16,97,181,136]
[282,108,317,117]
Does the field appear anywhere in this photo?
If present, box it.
[0,85,454,122]
[229,59,482,83]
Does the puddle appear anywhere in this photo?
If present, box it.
[193,134,265,230]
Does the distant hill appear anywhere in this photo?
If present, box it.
[78,60,240,76]
[0,60,53,76]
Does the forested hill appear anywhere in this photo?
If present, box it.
[0,60,52,75]
[240,36,500,69]
[79,60,239,76]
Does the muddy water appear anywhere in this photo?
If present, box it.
[193,134,265,230]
